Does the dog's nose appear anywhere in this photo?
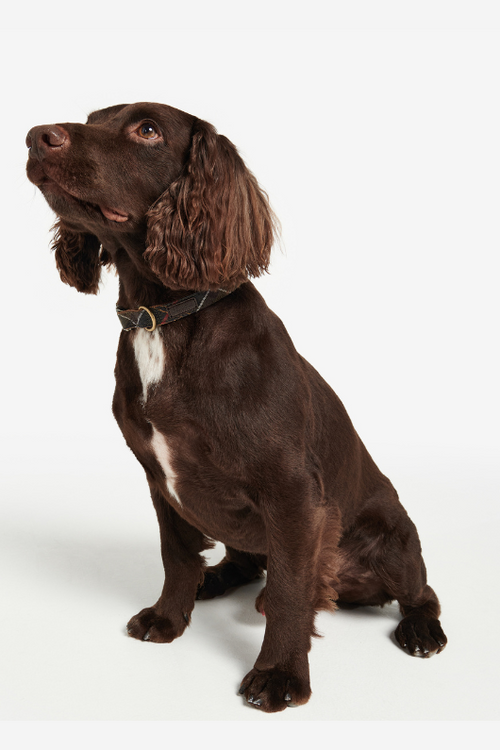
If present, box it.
[26,124,69,158]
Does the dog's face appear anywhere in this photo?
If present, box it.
[26,102,195,238]
[27,102,275,295]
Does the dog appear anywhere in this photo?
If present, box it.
[26,102,447,712]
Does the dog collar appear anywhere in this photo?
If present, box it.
[116,289,232,332]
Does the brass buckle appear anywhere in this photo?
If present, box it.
[138,306,157,332]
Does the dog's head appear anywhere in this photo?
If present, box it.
[26,102,276,294]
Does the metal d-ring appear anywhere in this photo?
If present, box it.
[138,306,157,332]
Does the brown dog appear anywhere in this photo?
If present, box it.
[26,102,446,712]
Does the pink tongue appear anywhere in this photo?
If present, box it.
[100,205,129,222]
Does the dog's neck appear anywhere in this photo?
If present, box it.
[102,233,187,311]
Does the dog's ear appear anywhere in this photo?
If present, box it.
[145,119,277,292]
[52,220,111,295]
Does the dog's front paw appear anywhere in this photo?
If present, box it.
[395,615,447,657]
[238,666,311,712]
[127,606,189,643]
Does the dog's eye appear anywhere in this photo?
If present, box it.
[136,122,160,140]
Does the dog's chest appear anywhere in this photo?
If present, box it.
[131,328,182,502]
[128,327,265,548]
[132,328,166,403]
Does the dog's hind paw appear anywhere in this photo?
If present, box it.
[196,560,262,600]
[395,615,447,657]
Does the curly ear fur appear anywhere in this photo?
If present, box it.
[145,119,278,292]
[52,220,111,295]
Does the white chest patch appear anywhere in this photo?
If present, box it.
[151,426,182,507]
[132,328,165,402]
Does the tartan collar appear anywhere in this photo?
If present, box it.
[116,289,232,332]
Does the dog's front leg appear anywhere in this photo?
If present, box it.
[239,489,320,712]
[127,486,209,643]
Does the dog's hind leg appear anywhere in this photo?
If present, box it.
[337,487,447,657]
[196,547,266,600]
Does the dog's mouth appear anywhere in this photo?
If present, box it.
[27,161,130,224]
[98,205,129,223]
[44,179,129,223]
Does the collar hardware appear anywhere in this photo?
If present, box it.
[138,306,157,332]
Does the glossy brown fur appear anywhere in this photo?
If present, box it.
[26,102,446,712]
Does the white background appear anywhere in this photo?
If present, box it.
[1,2,499,739]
